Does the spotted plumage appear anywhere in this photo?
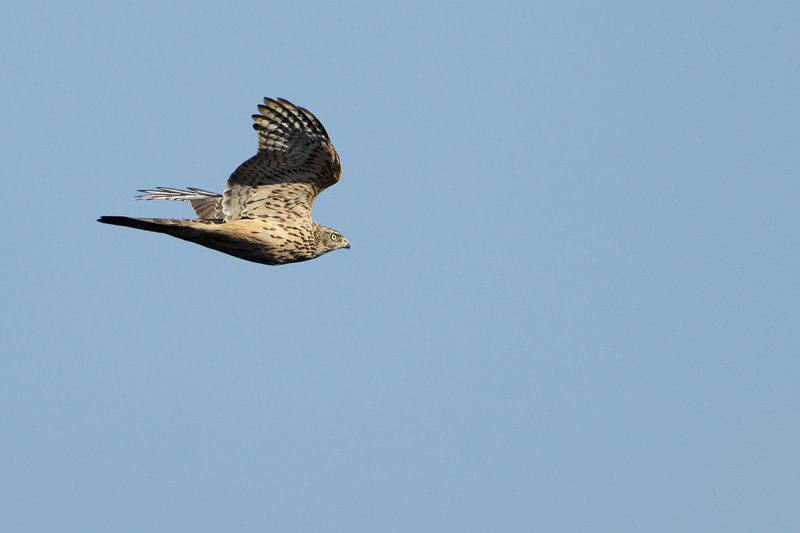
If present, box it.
[98,97,349,265]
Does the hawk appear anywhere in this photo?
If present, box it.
[98,97,350,265]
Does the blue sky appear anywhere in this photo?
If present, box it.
[2,1,799,531]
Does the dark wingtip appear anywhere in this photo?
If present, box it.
[97,216,126,225]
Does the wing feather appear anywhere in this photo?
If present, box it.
[222,97,341,222]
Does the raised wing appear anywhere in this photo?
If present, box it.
[137,187,224,219]
[222,98,342,223]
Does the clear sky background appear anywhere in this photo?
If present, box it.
[2,1,798,532]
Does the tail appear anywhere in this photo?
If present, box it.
[136,187,220,202]
[136,187,224,219]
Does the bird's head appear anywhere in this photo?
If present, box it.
[313,224,350,256]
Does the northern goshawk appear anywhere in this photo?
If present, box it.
[98,97,349,265]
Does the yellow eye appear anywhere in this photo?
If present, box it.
[330,233,339,241]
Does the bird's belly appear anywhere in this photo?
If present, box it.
[206,219,315,265]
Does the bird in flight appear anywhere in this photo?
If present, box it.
[98,97,349,265]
